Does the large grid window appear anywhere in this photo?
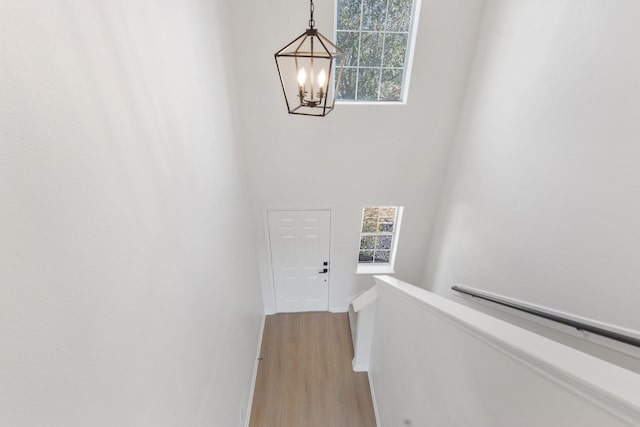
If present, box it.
[358,206,399,264]
[336,0,417,102]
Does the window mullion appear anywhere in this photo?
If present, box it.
[354,0,366,101]
[377,0,392,101]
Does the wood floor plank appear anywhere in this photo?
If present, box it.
[249,312,377,427]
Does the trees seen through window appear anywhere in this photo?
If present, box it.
[336,0,416,102]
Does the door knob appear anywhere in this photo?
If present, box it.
[319,268,328,274]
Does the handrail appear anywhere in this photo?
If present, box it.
[451,285,640,348]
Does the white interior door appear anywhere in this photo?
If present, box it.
[268,210,331,312]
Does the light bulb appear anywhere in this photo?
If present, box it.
[297,67,307,87]
[318,69,327,87]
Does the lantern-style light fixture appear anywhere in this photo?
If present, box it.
[275,0,345,117]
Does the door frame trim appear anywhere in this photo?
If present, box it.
[264,207,335,313]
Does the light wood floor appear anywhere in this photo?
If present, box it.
[249,312,377,427]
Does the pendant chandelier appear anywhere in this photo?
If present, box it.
[274,0,345,117]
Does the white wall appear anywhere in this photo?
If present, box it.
[0,1,262,426]
[424,0,640,343]
[229,0,486,313]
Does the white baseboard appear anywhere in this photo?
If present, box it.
[244,315,266,427]
[352,358,367,372]
[367,371,381,427]
[330,305,349,313]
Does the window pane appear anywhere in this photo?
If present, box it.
[374,250,390,263]
[362,219,378,232]
[359,250,374,263]
[337,0,363,31]
[360,236,376,250]
[356,68,380,101]
[364,207,379,218]
[337,31,360,68]
[359,33,384,67]
[376,236,392,250]
[383,33,408,68]
[338,68,357,100]
[379,221,395,232]
[379,207,397,217]
[379,70,403,101]
[362,0,387,31]
[386,0,413,32]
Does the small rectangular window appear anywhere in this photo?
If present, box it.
[335,0,419,103]
[357,206,403,274]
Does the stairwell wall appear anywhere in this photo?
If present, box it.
[0,1,263,425]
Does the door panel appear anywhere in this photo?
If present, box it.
[268,210,331,312]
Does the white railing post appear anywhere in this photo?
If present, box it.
[351,285,378,372]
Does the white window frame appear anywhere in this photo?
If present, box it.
[334,0,422,105]
[356,206,403,275]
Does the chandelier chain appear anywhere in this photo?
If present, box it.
[309,0,315,28]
